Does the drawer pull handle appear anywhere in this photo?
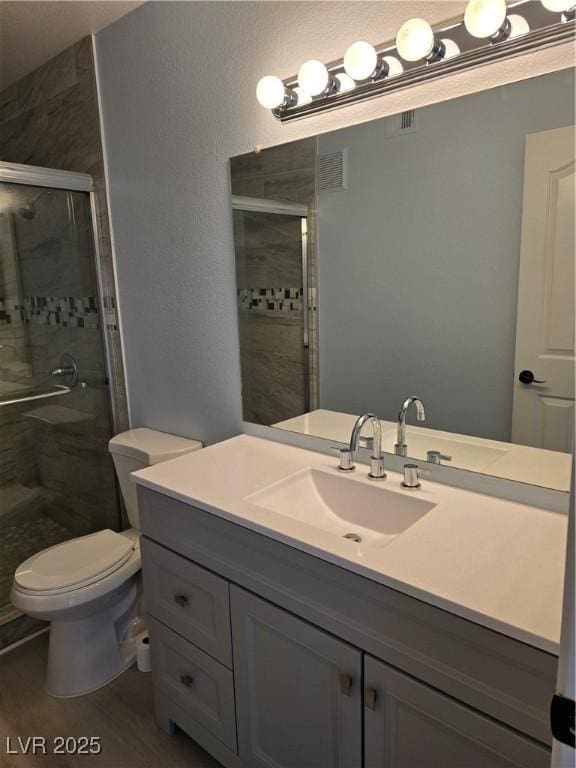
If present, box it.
[339,673,352,697]
[180,674,194,688]
[364,688,377,711]
[174,594,189,607]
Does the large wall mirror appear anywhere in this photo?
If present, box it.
[229,68,575,492]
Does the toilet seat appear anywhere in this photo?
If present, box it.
[14,530,134,595]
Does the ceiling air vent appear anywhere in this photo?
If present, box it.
[318,149,348,192]
[384,109,417,139]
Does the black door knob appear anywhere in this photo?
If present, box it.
[519,370,547,385]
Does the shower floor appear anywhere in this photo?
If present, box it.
[0,513,72,612]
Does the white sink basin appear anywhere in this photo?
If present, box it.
[246,468,435,549]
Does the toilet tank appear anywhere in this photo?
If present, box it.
[108,428,202,530]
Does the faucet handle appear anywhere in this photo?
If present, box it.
[368,456,386,481]
[426,450,452,465]
[401,463,429,490]
[332,447,355,472]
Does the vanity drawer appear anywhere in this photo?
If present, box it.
[148,616,237,753]
[142,537,232,667]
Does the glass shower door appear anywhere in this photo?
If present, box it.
[0,180,120,624]
[233,201,311,426]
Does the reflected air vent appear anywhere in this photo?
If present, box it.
[318,149,348,192]
[384,109,417,138]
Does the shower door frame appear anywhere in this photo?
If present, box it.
[0,161,121,431]
[232,195,312,413]
[0,162,123,628]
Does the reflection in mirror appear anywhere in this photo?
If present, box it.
[230,69,575,492]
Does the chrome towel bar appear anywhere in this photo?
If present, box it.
[0,385,72,408]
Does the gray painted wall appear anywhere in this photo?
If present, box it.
[317,70,575,441]
[94,0,573,444]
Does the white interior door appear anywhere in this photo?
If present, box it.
[512,126,575,451]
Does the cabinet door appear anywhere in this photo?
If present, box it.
[364,656,550,768]
[231,585,362,768]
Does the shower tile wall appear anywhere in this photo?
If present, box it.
[0,216,30,384]
[230,138,319,425]
[0,215,34,505]
[0,36,128,430]
[0,215,35,530]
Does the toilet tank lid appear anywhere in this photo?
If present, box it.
[109,428,202,464]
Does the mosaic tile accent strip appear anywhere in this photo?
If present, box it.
[0,299,13,326]
[238,287,317,313]
[102,295,119,331]
[238,287,301,313]
[0,296,101,328]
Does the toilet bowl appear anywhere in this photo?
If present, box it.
[11,428,202,698]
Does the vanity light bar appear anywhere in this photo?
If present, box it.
[257,0,575,123]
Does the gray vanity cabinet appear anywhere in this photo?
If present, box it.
[231,585,363,768]
[139,488,555,768]
[363,656,550,768]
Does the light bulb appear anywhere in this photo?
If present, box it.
[440,38,461,59]
[541,0,574,10]
[298,60,329,96]
[464,0,507,38]
[382,55,404,77]
[335,73,356,93]
[508,14,530,37]
[294,87,312,106]
[396,18,435,62]
[256,76,286,109]
[344,41,378,81]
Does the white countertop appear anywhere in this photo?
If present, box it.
[275,409,572,492]
[134,434,567,655]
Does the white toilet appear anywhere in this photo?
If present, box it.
[11,428,202,698]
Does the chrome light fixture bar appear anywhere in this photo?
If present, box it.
[257,1,575,123]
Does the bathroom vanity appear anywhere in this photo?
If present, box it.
[134,435,566,768]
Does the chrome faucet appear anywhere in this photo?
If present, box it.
[401,463,429,490]
[50,365,75,378]
[426,450,452,465]
[394,396,426,457]
[336,413,386,480]
[48,354,79,387]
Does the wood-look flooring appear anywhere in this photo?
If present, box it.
[0,634,221,768]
